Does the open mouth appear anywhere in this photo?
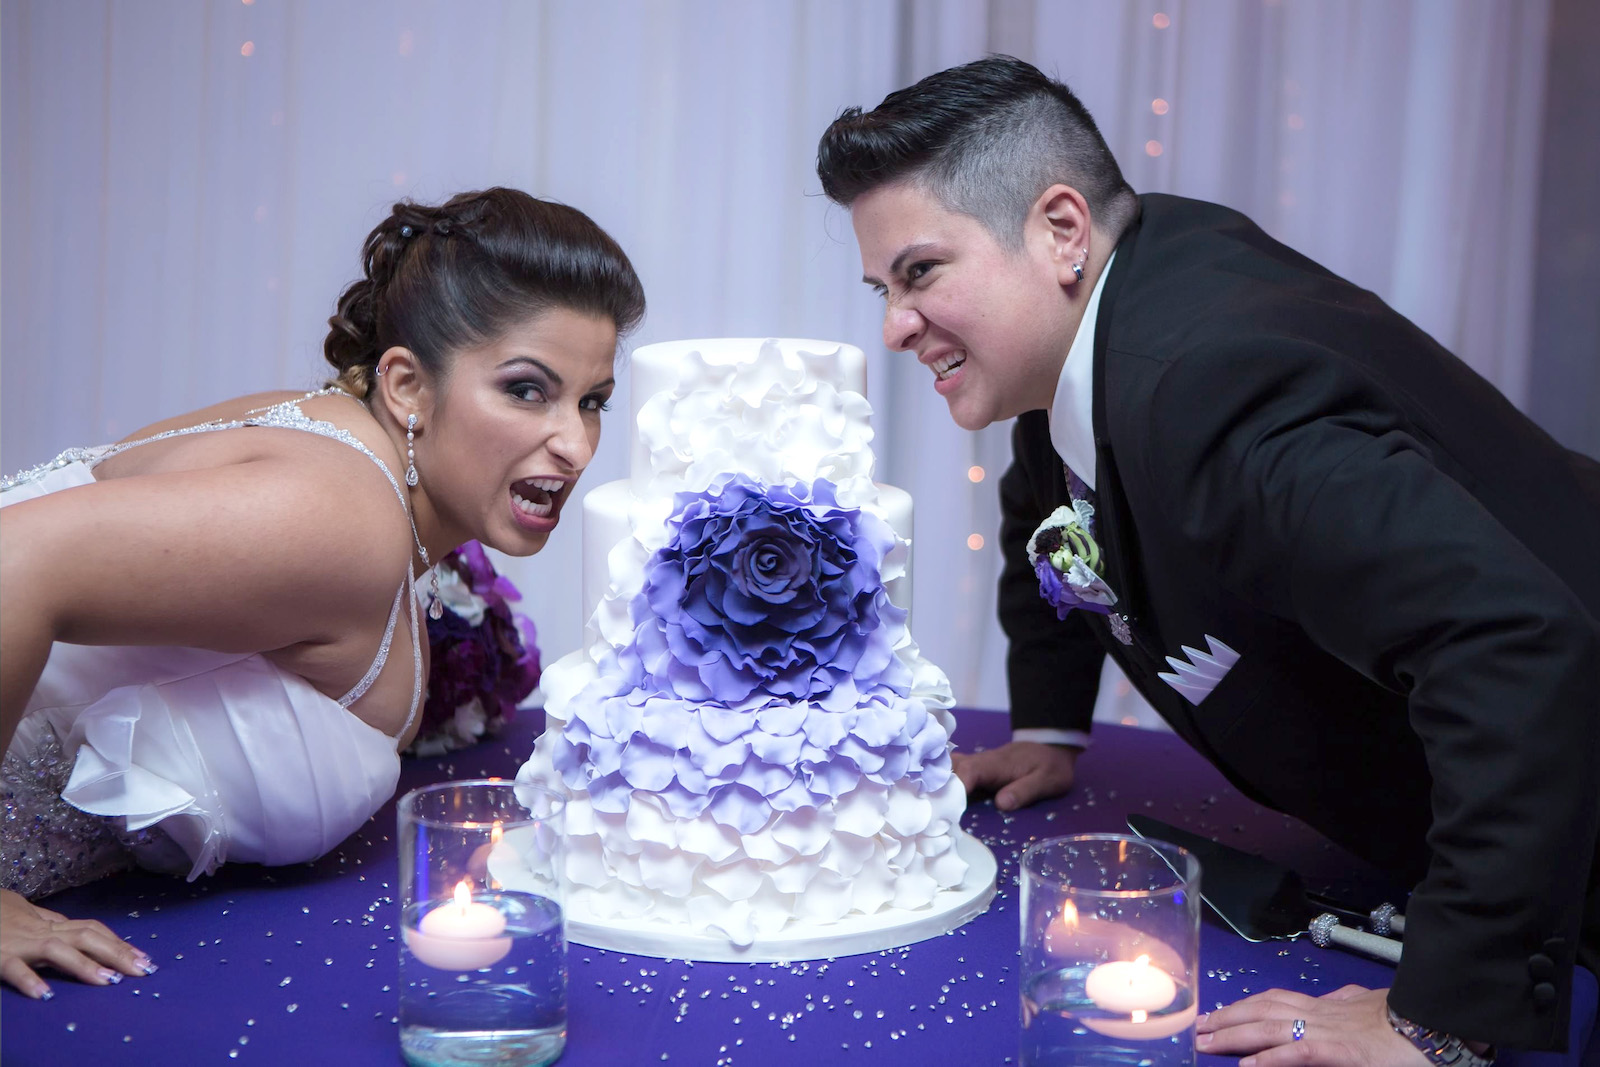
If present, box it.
[931,352,966,381]
[510,477,565,519]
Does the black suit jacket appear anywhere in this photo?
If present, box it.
[998,194,1600,1048]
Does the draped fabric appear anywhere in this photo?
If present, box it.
[3,0,1580,722]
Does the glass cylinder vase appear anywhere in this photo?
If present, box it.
[1020,833,1201,1067]
[398,779,566,1067]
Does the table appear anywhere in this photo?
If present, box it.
[4,709,1595,1065]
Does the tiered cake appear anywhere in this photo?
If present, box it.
[513,338,995,960]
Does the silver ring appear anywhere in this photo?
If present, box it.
[1291,1018,1307,1042]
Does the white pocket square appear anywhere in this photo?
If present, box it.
[1158,635,1240,706]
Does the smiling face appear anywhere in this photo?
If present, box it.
[418,307,618,556]
[852,180,1080,430]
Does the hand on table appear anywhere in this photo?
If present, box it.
[1197,986,1432,1066]
[1,888,156,999]
[951,741,1079,811]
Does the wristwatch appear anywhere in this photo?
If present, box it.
[1386,1006,1496,1066]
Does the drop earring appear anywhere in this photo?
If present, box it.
[401,412,443,619]
[405,413,419,488]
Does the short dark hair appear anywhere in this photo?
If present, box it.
[324,187,646,398]
[817,55,1138,246]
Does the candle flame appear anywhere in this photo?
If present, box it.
[1132,1009,1148,1023]
[1060,900,1079,929]
[490,822,503,845]
[453,878,474,910]
[1134,954,1151,968]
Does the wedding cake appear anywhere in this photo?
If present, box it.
[512,338,995,960]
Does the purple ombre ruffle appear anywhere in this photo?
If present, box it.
[550,681,952,836]
[552,474,952,836]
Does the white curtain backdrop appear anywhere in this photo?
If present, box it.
[1,0,1554,726]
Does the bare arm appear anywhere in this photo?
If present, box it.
[0,450,411,752]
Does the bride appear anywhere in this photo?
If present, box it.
[0,187,645,999]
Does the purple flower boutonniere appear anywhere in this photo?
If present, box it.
[1026,498,1118,621]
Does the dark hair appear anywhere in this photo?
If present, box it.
[324,187,646,398]
[816,55,1138,246]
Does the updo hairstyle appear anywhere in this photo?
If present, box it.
[324,187,646,400]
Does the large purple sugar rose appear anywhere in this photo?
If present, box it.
[632,473,908,703]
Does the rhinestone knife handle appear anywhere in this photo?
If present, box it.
[1309,912,1403,964]
[1370,902,1405,937]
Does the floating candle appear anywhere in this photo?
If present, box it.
[403,878,512,971]
[1084,954,1177,1013]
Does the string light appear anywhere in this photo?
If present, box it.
[967,465,985,483]
[1145,140,1163,157]
[1152,12,1171,29]
[1151,98,1169,116]
[240,41,255,57]
[966,534,985,551]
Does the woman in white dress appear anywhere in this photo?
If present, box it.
[0,187,645,999]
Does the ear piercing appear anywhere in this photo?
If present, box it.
[1072,247,1088,282]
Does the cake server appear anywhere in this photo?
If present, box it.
[1126,814,1402,964]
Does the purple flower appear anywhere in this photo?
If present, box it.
[407,542,542,757]
[1034,555,1113,621]
[630,474,909,704]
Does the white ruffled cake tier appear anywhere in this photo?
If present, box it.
[512,650,996,961]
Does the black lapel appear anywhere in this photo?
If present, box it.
[1088,208,1167,673]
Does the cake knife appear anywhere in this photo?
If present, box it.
[1126,814,1402,964]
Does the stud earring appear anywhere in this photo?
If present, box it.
[1071,247,1088,282]
[405,413,419,488]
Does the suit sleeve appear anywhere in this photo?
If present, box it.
[1143,341,1600,1049]
[997,412,1105,735]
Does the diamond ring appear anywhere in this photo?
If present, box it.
[1291,1018,1307,1042]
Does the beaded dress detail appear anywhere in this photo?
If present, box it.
[2,391,423,899]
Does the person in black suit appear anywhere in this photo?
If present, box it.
[817,55,1600,1065]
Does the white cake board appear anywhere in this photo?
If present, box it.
[561,830,997,963]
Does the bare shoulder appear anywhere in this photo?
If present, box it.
[7,389,414,646]
[95,390,407,519]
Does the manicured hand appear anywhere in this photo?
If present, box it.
[0,888,156,999]
[1197,985,1432,1066]
[951,741,1079,811]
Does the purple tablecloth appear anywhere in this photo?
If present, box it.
[4,709,1595,1065]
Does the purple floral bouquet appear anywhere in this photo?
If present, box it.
[406,541,542,757]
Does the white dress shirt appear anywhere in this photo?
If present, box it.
[1011,252,1117,751]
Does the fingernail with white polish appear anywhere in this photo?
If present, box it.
[140,961,159,975]
[38,987,54,1001]
[99,969,122,984]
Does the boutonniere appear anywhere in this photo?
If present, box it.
[1026,497,1118,620]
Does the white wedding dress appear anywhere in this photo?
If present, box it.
[1,392,421,898]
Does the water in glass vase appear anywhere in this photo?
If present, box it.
[1021,964,1197,1067]
[400,891,566,1067]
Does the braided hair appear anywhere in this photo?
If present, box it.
[324,188,645,398]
